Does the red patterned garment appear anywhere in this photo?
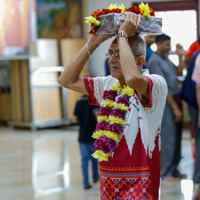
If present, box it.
[84,71,167,200]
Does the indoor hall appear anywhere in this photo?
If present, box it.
[0,125,199,200]
[0,0,200,199]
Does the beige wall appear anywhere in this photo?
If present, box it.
[60,39,89,120]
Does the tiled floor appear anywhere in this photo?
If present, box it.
[0,125,199,200]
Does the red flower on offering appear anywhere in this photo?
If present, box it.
[149,7,155,16]
[125,6,141,15]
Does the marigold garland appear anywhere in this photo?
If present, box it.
[85,2,155,34]
[92,82,134,161]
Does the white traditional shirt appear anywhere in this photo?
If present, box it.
[84,70,167,200]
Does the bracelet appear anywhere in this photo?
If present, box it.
[85,43,91,58]
[116,32,128,41]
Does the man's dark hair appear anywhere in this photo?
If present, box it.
[155,34,171,43]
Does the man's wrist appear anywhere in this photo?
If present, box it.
[172,105,179,112]
[86,41,99,55]
[85,43,91,58]
[116,32,128,41]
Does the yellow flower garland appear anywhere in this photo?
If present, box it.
[101,99,115,108]
[97,115,109,122]
[92,82,134,161]
[105,131,120,142]
[109,115,125,125]
[114,102,129,111]
[92,150,109,161]
[92,130,106,139]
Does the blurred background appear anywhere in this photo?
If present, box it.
[0,0,199,199]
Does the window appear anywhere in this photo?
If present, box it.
[151,10,197,67]
[154,10,197,51]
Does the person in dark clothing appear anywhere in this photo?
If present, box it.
[148,34,185,181]
[181,50,200,184]
[105,57,111,75]
[74,95,99,189]
[144,35,156,63]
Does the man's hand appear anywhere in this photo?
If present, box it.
[118,12,141,37]
[176,43,184,57]
[173,107,182,122]
[193,184,200,200]
[87,34,113,52]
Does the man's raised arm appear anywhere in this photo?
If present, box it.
[58,34,112,94]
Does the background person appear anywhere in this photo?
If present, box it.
[191,52,200,183]
[181,50,200,184]
[74,95,99,189]
[148,33,185,181]
[104,57,110,75]
[144,35,156,63]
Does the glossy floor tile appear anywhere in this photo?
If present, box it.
[0,125,199,200]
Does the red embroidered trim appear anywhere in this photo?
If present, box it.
[99,166,152,200]
[135,76,153,108]
[84,77,99,105]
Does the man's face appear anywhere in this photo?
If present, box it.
[160,40,171,54]
[108,42,124,81]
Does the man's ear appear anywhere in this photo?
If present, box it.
[136,56,145,68]
[156,42,161,49]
